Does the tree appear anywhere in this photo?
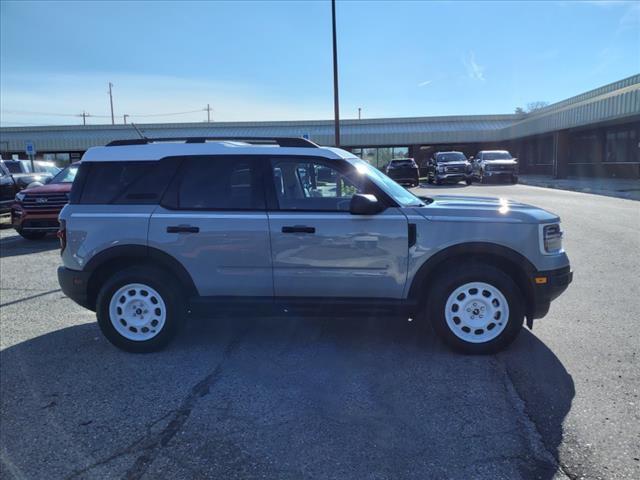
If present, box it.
[514,101,549,114]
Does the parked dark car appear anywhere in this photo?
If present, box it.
[11,163,77,239]
[384,158,420,187]
[470,150,518,184]
[0,160,20,214]
[426,151,472,185]
[2,159,60,189]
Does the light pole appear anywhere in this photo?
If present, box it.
[108,82,115,125]
[123,114,129,124]
[331,0,340,147]
[358,107,361,120]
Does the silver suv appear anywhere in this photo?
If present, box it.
[57,137,572,354]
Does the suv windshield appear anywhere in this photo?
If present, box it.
[483,152,512,160]
[436,152,467,162]
[50,164,78,184]
[349,157,424,207]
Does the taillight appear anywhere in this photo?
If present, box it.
[57,219,67,253]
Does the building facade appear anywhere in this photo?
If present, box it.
[1,75,639,178]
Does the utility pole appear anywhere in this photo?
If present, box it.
[205,104,212,122]
[123,114,129,124]
[331,0,340,147]
[81,111,88,126]
[358,107,361,120]
[108,82,115,125]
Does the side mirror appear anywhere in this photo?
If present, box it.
[349,193,385,215]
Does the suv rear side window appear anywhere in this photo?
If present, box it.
[174,157,265,210]
[79,160,179,204]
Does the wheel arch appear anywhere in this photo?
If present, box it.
[84,245,198,310]
[408,242,536,315]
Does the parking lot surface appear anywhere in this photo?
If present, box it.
[1,183,639,479]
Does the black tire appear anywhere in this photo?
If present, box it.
[427,176,433,185]
[96,266,185,353]
[18,230,47,240]
[465,178,472,185]
[435,178,442,185]
[424,263,524,354]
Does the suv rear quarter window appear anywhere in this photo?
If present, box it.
[78,160,179,204]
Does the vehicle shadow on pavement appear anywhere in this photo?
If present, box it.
[0,315,574,479]
[0,236,59,258]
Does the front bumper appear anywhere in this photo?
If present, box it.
[529,265,573,319]
[436,173,468,182]
[12,205,61,232]
[58,266,93,310]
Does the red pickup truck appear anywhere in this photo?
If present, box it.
[11,164,78,240]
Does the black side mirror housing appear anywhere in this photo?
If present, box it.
[350,193,385,215]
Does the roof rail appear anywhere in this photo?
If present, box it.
[105,136,319,148]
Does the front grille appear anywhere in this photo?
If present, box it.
[21,193,68,211]
[486,164,514,172]
[445,165,465,173]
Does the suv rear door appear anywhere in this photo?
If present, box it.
[266,156,409,299]
[148,156,273,297]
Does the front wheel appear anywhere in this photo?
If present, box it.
[96,266,185,353]
[425,264,524,354]
[465,178,473,185]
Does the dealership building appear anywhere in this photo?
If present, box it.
[1,74,639,179]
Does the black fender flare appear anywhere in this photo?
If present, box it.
[407,242,537,310]
[84,245,198,304]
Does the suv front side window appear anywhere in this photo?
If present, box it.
[271,158,364,211]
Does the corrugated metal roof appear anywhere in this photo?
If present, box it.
[1,75,638,152]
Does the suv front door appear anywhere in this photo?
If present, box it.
[266,157,409,299]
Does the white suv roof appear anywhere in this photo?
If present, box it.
[81,137,356,163]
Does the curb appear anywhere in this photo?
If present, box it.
[518,179,640,201]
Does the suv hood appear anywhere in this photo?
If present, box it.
[416,195,559,224]
[22,182,72,194]
[482,159,517,165]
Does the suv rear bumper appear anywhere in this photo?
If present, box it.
[58,266,93,310]
[530,265,573,319]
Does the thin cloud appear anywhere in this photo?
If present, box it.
[417,80,432,87]
[463,51,485,81]
[618,2,640,32]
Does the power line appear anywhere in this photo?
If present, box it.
[1,108,206,119]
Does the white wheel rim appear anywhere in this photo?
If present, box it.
[108,283,167,342]
[444,282,509,344]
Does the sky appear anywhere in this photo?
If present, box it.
[1,0,639,126]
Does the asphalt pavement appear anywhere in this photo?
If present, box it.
[1,182,638,479]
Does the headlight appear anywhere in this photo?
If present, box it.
[437,165,445,173]
[541,223,563,254]
[15,192,26,202]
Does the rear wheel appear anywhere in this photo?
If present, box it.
[18,230,47,240]
[424,263,524,354]
[96,266,185,353]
